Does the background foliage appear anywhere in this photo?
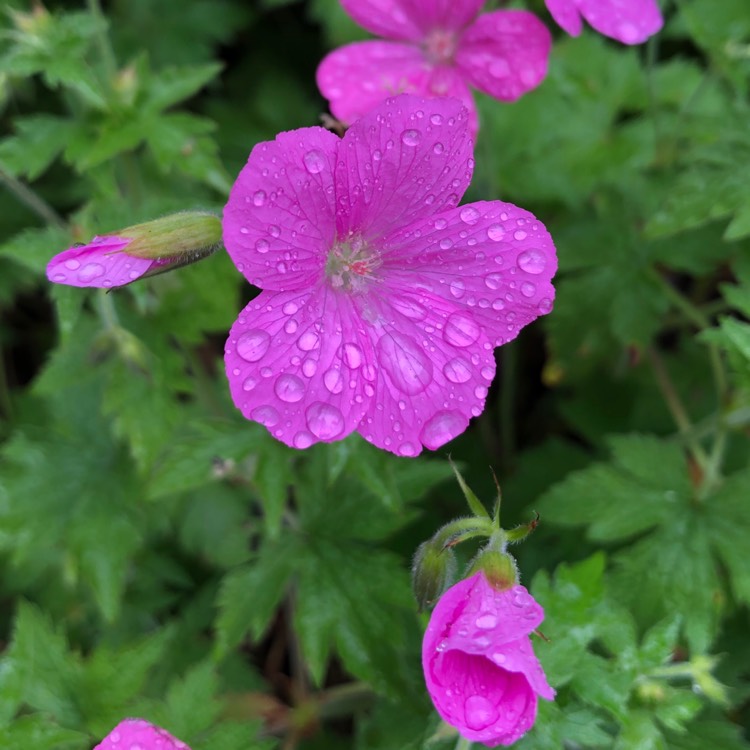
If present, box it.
[0,0,749,748]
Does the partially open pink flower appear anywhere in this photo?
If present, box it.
[545,0,663,45]
[223,94,556,457]
[316,0,551,136]
[94,718,190,750]
[46,236,166,288]
[422,572,554,746]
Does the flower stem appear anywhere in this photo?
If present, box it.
[0,167,65,228]
[454,736,473,750]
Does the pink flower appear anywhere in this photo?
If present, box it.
[422,572,555,746]
[46,236,170,288]
[545,0,663,45]
[94,718,190,750]
[316,0,552,136]
[223,94,556,457]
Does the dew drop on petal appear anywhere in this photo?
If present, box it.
[64,258,81,270]
[492,652,507,664]
[430,113,443,125]
[434,218,448,230]
[294,430,315,449]
[306,402,345,440]
[253,190,266,206]
[443,357,471,384]
[485,273,502,290]
[256,239,270,254]
[440,238,453,250]
[538,297,553,314]
[269,225,281,238]
[303,149,326,174]
[377,332,433,395]
[521,281,536,298]
[282,301,298,315]
[476,612,498,629]
[433,142,444,154]
[514,229,527,241]
[481,365,494,380]
[419,410,468,450]
[343,342,363,369]
[487,224,505,242]
[242,376,257,391]
[302,358,317,377]
[324,368,344,394]
[517,249,547,274]
[398,441,418,457]
[252,405,280,427]
[53,273,66,282]
[443,312,480,348]
[464,695,498,731]
[236,329,271,362]
[274,373,306,403]
[79,263,105,282]
[401,128,421,146]
[298,331,319,351]
[449,279,465,299]
[459,206,480,225]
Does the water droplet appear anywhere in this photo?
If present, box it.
[424,193,435,205]
[487,224,505,242]
[521,281,536,298]
[492,651,506,664]
[436,639,448,652]
[460,206,480,225]
[284,319,298,334]
[433,142,444,154]
[306,402,345,439]
[464,695,498,731]
[449,279,465,299]
[440,238,453,250]
[538,297,552,314]
[434,218,448,230]
[274,373,305,403]
[53,273,66,281]
[242,376,257,391]
[443,358,471,384]
[485,273,503,290]
[401,128,421,146]
[269,225,281,238]
[297,331,319,351]
[430,113,443,125]
[517,248,547,275]
[302,359,317,377]
[481,365,494,380]
[377,332,433,395]
[324,368,344,394]
[373,149,382,161]
[303,149,326,174]
[398,441,418,457]
[256,239,269,253]
[64,258,80,270]
[79,263,105,282]
[253,190,266,206]
[252,405,280,427]
[282,301,298,315]
[342,342,363,369]
[443,312,480,348]
[420,410,468,450]
[514,229,527,241]
[294,430,314,449]
[236,329,271,362]
[618,21,640,43]
[476,612,498,629]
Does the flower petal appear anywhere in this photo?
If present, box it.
[544,0,583,36]
[335,94,474,241]
[398,0,484,34]
[356,290,494,456]
[576,0,663,44]
[223,127,340,292]
[94,719,189,750]
[456,10,551,102]
[490,638,556,701]
[317,41,429,126]
[382,200,556,347]
[340,0,423,41]
[46,237,150,288]
[225,287,375,448]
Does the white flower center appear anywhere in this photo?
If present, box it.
[325,234,381,293]
[423,28,458,66]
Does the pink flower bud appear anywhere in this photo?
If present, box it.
[422,572,554,747]
[94,718,190,750]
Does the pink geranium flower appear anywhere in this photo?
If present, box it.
[422,572,554,746]
[316,0,552,136]
[223,94,556,457]
[94,718,189,750]
[46,236,170,288]
[545,0,663,45]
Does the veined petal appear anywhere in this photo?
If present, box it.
[382,200,557,347]
[544,0,583,36]
[341,0,424,41]
[225,287,374,449]
[398,0,484,34]
[490,638,556,702]
[317,41,430,126]
[576,0,663,44]
[335,94,474,242]
[356,290,494,456]
[223,127,340,292]
[46,236,151,288]
[456,10,551,102]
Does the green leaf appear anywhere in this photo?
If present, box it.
[0,715,88,750]
[0,115,80,179]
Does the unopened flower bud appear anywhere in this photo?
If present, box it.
[467,548,519,591]
[46,211,222,289]
[412,539,456,612]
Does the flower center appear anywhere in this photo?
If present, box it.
[423,28,458,66]
[325,234,381,293]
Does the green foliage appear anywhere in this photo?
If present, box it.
[1,0,749,748]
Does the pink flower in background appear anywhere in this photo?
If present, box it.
[316,0,551,136]
[46,236,167,288]
[545,0,663,45]
[94,718,189,750]
[422,572,555,746]
[223,94,556,457]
